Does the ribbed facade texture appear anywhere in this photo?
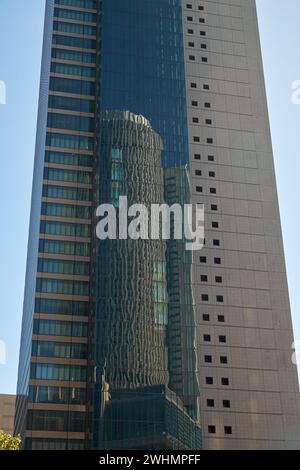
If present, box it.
[15,0,300,450]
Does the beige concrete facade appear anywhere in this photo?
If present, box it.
[0,394,16,435]
[183,0,300,449]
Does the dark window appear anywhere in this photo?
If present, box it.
[214,258,221,264]
[199,5,204,10]
[203,84,210,90]
[212,221,219,228]
[52,34,96,50]
[209,171,216,177]
[204,102,211,108]
[191,82,197,88]
[210,187,216,194]
[188,29,194,34]
[200,256,207,263]
[211,204,218,211]
[187,16,193,21]
[206,119,212,125]
[195,169,202,176]
[199,18,205,23]
[192,100,198,106]
[189,41,195,47]
[186,3,192,8]
[213,239,220,246]
[224,426,232,435]
[222,377,229,386]
[219,336,226,343]
[202,57,208,62]
[207,399,215,407]
[208,425,216,434]
[202,294,209,301]
[203,314,210,321]
[220,356,228,364]
[204,334,211,342]
[208,155,215,162]
[207,138,213,144]
[196,186,203,192]
[194,153,201,160]
[201,275,208,282]
[206,377,213,384]
[193,117,199,123]
[201,43,207,49]
[223,400,231,408]
[217,295,224,303]
[194,136,200,142]
[215,276,222,283]
[200,31,206,36]
[218,315,225,323]
[189,55,195,61]
[205,355,212,363]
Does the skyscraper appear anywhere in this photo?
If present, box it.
[15,0,300,450]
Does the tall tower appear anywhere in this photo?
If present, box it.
[15,0,300,450]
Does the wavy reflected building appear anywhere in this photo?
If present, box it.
[15,0,300,450]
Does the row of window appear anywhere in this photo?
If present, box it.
[46,132,94,150]
[194,153,214,161]
[52,34,96,51]
[32,340,88,359]
[206,376,229,386]
[206,399,231,409]
[53,8,96,23]
[40,220,91,238]
[52,47,96,64]
[33,319,88,338]
[27,410,85,432]
[199,256,221,265]
[47,112,95,133]
[49,77,95,97]
[30,363,87,381]
[43,185,92,202]
[186,3,204,11]
[41,202,91,220]
[44,166,92,184]
[26,439,84,450]
[37,258,90,276]
[187,16,206,23]
[29,385,87,405]
[35,298,90,316]
[53,20,96,37]
[51,62,96,78]
[201,294,224,303]
[45,150,93,167]
[208,425,232,435]
[205,355,228,365]
[203,334,226,343]
[39,239,90,256]
[36,278,90,297]
[55,0,97,9]
[195,169,215,177]
[203,313,225,323]
[49,95,95,113]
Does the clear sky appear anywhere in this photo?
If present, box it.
[0,0,299,394]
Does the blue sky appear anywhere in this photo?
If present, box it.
[0,0,299,394]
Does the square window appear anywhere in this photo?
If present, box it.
[203,314,210,321]
[192,100,198,106]
[215,276,222,283]
[201,43,207,49]
[205,355,212,363]
[214,257,221,265]
[187,16,193,21]
[210,187,216,194]
[204,334,211,342]
[207,138,213,144]
[206,119,212,125]
[186,3,192,8]
[209,171,215,177]
[199,18,205,23]
[224,426,232,435]
[219,335,226,343]
[217,295,224,303]
[206,377,213,384]
[195,169,202,176]
[208,155,215,161]
[223,400,231,408]
[204,102,211,108]
[208,425,216,434]
[222,377,229,385]
[212,221,219,228]
[196,186,203,192]
[213,239,220,246]
[189,41,195,47]
[203,84,210,90]
[202,294,209,301]
[220,356,228,364]
[189,55,195,61]
[201,275,208,282]
[194,153,201,160]
[211,204,218,211]
[193,136,200,142]
[199,6,204,11]
[193,117,199,123]
[207,399,215,407]
[191,82,197,88]
[188,29,194,34]
[201,57,208,63]
[200,256,207,263]
[218,315,225,323]
[200,31,206,36]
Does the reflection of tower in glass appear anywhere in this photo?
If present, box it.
[93,110,201,449]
